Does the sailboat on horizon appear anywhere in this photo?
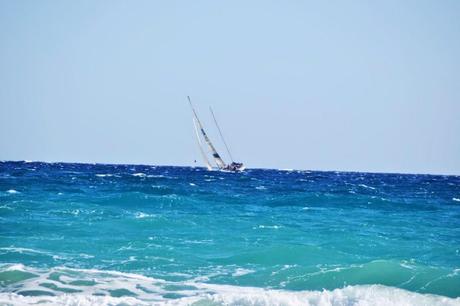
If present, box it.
[188,96,245,172]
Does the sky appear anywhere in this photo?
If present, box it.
[0,1,459,175]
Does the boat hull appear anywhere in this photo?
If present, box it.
[223,162,245,172]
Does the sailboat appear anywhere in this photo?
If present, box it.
[188,96,245,172]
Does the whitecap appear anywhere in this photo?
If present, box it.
[0,247,43,254]
[358,184,376,190]
[132,173,146,177]
[187,283,460,306]
[453,198,460,202]
[255,186,266,190]
[95,174,112,177]
[1,263,27,272]
[52,254,66,260]
[189,183,196,186]
[182,239,213,245]
[254,225,281,230]
[0,247,59,259]
[79,253,94,259]
[399,260,416,270]
[134,212,154,219]
[271,265,298,276]
[6,189,19,194]
[232,268,255,277]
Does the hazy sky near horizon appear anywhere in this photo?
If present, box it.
[1,1,459,174]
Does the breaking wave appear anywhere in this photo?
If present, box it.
[0,264,459,306]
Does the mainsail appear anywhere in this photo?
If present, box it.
[192,117,212,170]
[188,96,227,169]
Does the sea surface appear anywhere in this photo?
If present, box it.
[1,161,460,305]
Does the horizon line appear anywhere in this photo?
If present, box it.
[1,159,458,178]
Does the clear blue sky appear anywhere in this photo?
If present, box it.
[1,1,459,174]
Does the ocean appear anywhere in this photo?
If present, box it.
[1,161,459,305]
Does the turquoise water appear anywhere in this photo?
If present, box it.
[1,161,460,305]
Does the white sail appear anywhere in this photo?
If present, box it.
[188,96,227,169]
[193,118,212,170]
[210,106,234,163]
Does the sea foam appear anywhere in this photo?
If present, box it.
[1,265,459,306]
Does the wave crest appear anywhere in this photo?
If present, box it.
[0,264,459,305]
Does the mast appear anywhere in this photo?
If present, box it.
[193,118,212,170]
[188,96,226,169]
[209,107,234,163]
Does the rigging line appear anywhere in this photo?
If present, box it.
[193,117,212,170]
[188,96,202,126]
[209,106,234,163]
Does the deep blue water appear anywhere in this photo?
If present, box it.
[1,161,460,305]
